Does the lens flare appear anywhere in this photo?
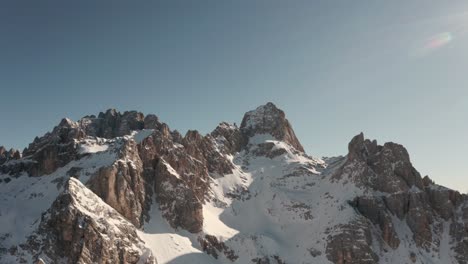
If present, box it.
[425,32,453,50]
[414,32,453,57]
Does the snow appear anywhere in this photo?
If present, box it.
[139,205,218,264]
[188,135,357,263]
[202,203,239,239]
[439,221,457,263]
[137,134,350,263]
[161,159,181,179]
[0,137,121,260]
[78,138,110,154]
[247,134,275,145]
[132,129,155,143]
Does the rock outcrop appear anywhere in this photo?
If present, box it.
[211,122,245,155]
[240,102,304,152]
[20,118,83,176]
[87,139,147,227]
[350,196,400,249]
[345,132,424,193]
[1,110,151,176]
[326,219,379,264]
[328,132,468,262]
[137,127,211,233]
[78,109,145,139]
[26,178,156,264]
[0,146,21,165]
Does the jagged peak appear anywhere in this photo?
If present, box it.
[344,132,423,193]
[94,108,145,120]
[98,108,119,118]
[347,133,410,163]
[0,146,21,166]
[217,121,238,130]
[58,117,78,128]
[184,130,203,141]
[240,102,304,152]
[240,102,283,130]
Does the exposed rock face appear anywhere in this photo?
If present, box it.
[182,130,234,175]
[326,219,379,264]
[154,159,204,233]
[345,132,424,193]
[211,122,245,155]
[143,114,162,130]
[336,133,434,251]
[87,140,147,227]
[451,199,468,264]
[350,196,400,249]
[27,178,155,264]
[199,235,238,261]
[80,109,145,138]
[328,132,468,262]
[137,128,211,233]
[240,102,304,152]
[425,183,463,220]
[15,118,83,176]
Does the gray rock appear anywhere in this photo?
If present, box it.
[240,102,304,152]
[26,178,156,264]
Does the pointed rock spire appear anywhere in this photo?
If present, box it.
[240,102,304,152]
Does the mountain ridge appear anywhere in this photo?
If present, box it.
[0,103,466,264]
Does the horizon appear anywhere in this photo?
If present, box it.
[1,1,467,193]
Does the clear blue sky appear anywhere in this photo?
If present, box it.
[0,1,467,192]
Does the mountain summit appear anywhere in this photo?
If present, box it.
[0,103,466,264]
[240,102,304,152]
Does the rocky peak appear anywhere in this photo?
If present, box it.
[348,132,412,165]
[240,102,304,152]
[24,118,83,156]
[9,149,21,160]
[211,122,244,154]
[18,117,83,176]
[58,118,77,128]
[344,133,424,193]
[27,178,156,264]
[144,114,162,130]
[98,108,118,119]
[184,130,203,142]
[0,146,21,165]
[84,109,145,138]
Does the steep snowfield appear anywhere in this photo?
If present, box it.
[138,206,218,264]
[202,138,358,264]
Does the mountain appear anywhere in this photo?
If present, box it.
[0,102,467,264]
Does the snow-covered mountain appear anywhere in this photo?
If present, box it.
[0,102,467,264]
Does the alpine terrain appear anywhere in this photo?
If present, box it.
[0,102,467,264]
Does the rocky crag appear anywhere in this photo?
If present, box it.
[0,103,466,264]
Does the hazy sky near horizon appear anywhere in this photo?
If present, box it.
[0,1,467,192]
